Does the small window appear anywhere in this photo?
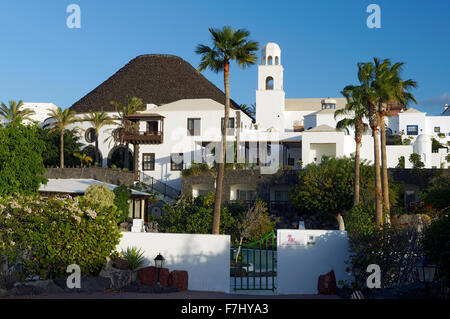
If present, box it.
[434,127,441,133]
[266,77,274,90]
[275,56,279,65]
[142,153,155,171]
[407,125,419,136]
[170,153,183,171]
[147,121,159,134]
[187,118,201,136]
[85,128,96,143]
[268,56,273,65]
[237,190,256,201]
[221,117,235,136]
[288,158,295,166]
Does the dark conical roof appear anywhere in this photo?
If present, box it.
[70,54,245,115]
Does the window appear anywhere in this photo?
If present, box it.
[266,76,274,90]
[237,190,256,201]
[268,56,273,65]
[147,121,159,134]
[85,128,96,143]
[275,191,289,202]
[142,153,155,171]
[170,153,183,171]
[187,118,201,136]
[275,56,279,65]
[221,117,235,135]
[434,127,441,133]
[288,158,295,166]
[406,125,419,136]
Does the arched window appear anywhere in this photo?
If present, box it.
[266,76,274,90]
[268,56,273,65]
[275,56,279,65]
[262,56,266,65]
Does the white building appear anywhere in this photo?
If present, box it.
[16,45,450,193]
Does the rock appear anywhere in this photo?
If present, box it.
[99,267,132,290]
[119,222,130,232]
[318,270,337,295]
[53,276,112,293]
[113,257,129,270]
[169,270,188,291]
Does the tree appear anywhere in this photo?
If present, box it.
[357,61,384,224]
[84,184,116,208]
[110,96,145,169]
[372,58,417,218]
[396,156,405,169]
[82,111,116,166]
[0,100,35,123]
[113,185,131,223]
[0,121,47,195]
[335,85,369,206]
[35,127,82,167]
[74,152,93,167]
[239,103,256,118]
[47,107,79,168]
[409,153,424,169]
[196,26,259,234]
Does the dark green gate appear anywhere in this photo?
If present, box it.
[230,231,277,291]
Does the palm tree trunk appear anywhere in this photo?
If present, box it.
[354,140,361,206]
[379,114,390,218]
[373,127,383,224]
[212,61,230,235]
[95,134,100,166]
[124,142,130,170]
[60,131,64,168]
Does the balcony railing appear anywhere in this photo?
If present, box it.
[123,131,163,144]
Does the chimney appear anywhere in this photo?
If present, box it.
[146,104,157,110]
[445,104,449,111]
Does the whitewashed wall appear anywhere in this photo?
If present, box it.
[118,232,230,293]
[277,229,352,295]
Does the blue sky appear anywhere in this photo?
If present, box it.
[0,0,449,115]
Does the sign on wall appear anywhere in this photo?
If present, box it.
[279,232,307,246]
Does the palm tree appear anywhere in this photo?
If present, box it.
[335,85,369,206]
[110,96,145,169]
[357,61,383,224]
[372,58,418,218]
[82,111,116,166]
[196,26,259,234]
[240,103,256,118]
[47,107,79,168]
[0,100,35,123]
[74,152,93,168]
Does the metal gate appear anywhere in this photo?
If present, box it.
[230,231,277,291]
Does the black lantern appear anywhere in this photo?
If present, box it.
[154,253,165,286]
[416,256,437,298]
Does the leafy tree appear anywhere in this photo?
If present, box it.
[82,111,116,166]
[0,100,35,123]
[396,156,405,169]
[84,184,116,208]
[431,137,447,153]
[109,96,145,169]
[158,192,238,238]
[409,153,424,169]
[74,152,93,168]
[47,107,80,168]
[35,127,82,167]
[290,157,399,229]
[239,103,256,118]
[0,121,47,196]
[335,85,369,206]
[113,185,131,223]
[196,26,259,234]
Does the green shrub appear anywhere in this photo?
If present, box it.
[422,213,450,285]
[396,156,405,169]
[113,185,131,223]
[122,247,146,271]
[0,195,121,282]
[409,153,424,169]
[84,184,115,208]
[181,163,211,177]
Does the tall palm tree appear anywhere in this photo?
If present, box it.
[83,111,116,166]
[196,26,259,234]
[357,61,383,224]
[372,58,418,218]
[0,100,35,123]
[47,107,79,168]
[110,96,145,169]
[335,85,369,206]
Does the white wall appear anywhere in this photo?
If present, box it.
[118,232,230,293]
[277,229,352,295]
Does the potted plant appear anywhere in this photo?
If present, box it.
[122,247,146,282]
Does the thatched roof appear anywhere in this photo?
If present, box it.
[70,54,249,118]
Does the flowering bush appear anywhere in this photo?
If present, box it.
[0,195,121,284]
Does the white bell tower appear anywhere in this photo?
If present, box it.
[256,42,285,132]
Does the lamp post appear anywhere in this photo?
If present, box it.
[415,256,437,299]
[154,253,165,286]
[352,262,361,290]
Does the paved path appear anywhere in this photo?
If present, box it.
[6,290,341,299]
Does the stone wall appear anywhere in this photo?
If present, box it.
[45,167,135,187]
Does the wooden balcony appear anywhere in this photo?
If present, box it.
[123,131,163,144]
